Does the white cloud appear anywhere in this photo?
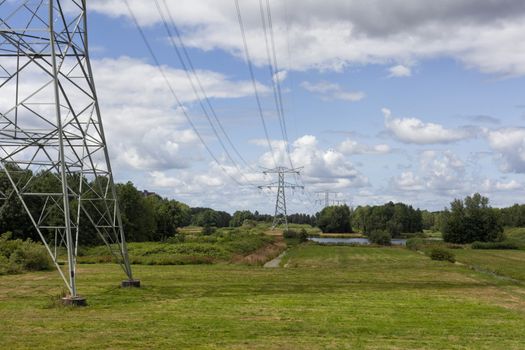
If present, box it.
[255,135,368,190]
[383,108,473,144]
[91,0,525,75]
[272,70,288,83]
[390,150,466,195]
[391,171,424,191]
[150,170,224,191]
[301,81,365,102]
[486,128,525,173]
[388,64,412,77]
[90,57,269,172]
[338,139,391,155]
[420,150,465,192]
[482,179,522,191]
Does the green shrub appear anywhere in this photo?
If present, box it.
[79,230,273,266]
[9,241,52,271]
[0,255,9,275]
[166,234,185,244]
[242,219,257,228]
[368,230,391,246]
[0,232,52,274]
[299,228,308,243]
[471,241,519,250]
[283,229,308,243]
[201,226,216,236]
[406,237,425,251]
[429,248,455,263]
[283,229,298,239]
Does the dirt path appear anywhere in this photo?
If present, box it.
[232,236,286,265]
[264,250,286,268]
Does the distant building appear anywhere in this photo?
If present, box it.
[141,190,158,197]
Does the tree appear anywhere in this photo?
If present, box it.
[230,210,253,227]
[145,196,191,240]
[192,208,220,227]
[442,193,503,244]
[421,210,435,230]
[317,205,352,233]
[116,182,156,242]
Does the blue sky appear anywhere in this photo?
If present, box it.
[75,0,525,213]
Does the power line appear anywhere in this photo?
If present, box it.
[282,0,298,144]
[263,0,293,169]
[258,0,290,168]
[124,0,247,187]
[234,0,277,168]
[152,0,258,188]
[158,0,257,174]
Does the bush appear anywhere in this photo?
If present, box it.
[283,229,298,239]
[242,219,257,228]
[201,226,216,236]
[299,228,308,243]
[471,241,519,250]
[0,255,10,275]
[368,230,391,246]
[406,237,425,251]
[283,229,308,243]
[0,232,52,274]
[429,248,455,263]
[166,234,185,244]
[9,241,52,271]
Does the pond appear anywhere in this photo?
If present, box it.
[308,237,407,246]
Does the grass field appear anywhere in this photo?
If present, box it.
[453,248,525,282]
[1,244,525,349]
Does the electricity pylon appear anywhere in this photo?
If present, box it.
[315,191,346,207]
[0,0,138,304]
[259,167,303,230]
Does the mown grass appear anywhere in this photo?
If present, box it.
[453,249,525,282]
[1,244,524,349]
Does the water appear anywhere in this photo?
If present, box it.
[308,237,407,246]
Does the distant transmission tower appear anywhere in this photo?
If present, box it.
[0,0,138,304]
[259,167,303,230]
[315,191,346,207]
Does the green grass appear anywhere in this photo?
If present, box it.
[453,248,525,282]
[1,244,525,349]
[504,227,525,248]
[78,229,274,265]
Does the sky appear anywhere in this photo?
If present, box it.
[29,0,525,213]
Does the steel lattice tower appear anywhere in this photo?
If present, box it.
[259,167,303,230]
[315,191,346,207]
[0,0,137,302]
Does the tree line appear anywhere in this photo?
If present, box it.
[0,168,523,245]
[0,170,319,245]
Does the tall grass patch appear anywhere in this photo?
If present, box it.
[0,232,52,275]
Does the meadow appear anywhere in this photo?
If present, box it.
[1,240,525,349]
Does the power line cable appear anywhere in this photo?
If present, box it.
[159,0,257,174]
[234,0,277,168]
[124,0,249,187]
[152,0,258,187]
[257,0,290,167]
[263,0,294,169]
